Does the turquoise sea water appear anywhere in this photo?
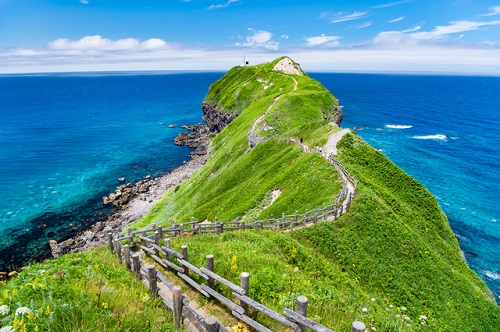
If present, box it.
[0,72,498,302]
[311,73,500,302]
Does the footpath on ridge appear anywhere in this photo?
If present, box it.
[109,60,362,332]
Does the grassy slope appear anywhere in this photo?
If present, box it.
[132,57,342,228]
[129,58,497,331]
[0,247,174,331]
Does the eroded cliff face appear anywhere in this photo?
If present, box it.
[331,105,343,126]
[202,101,240,133]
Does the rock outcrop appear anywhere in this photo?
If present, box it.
[202,101,239,133]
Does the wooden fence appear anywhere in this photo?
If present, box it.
[110,228,366,332]
[108,155,363,331]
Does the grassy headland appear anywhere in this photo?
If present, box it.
[2,57,499,331]
[128,57,499,330]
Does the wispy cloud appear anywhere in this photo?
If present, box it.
[349,22,372,29]
[401,25,421,33]
[321,11,368,24]
[305,34,341,47]
[411,20,500,40]
[235,28,279,50]
[389,16,405,23]
[373,0,412,9]
[207,0,240,10]
[79,0,89,4]
[481,6,500,17]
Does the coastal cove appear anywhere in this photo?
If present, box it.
[0,71,498,304]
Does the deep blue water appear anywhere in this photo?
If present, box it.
[0,72,498,303]
[311,73,500,302]
[0,72,222,269]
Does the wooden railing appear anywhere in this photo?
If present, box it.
[108,156,363,331]
[109,228,366,332]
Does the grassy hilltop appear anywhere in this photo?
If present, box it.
[128,57,499,330]
[1,57,499,331]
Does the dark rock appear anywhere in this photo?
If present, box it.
[202,102,239,133]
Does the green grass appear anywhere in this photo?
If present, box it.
[166,230,410,332]
[0,247,175,331]
[128,58,500,331]
[130,58,343,230]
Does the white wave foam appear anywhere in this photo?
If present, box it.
[485,271,500,280]
[385,124,413,129]
[413,134,447,141]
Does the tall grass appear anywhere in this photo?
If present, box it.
[0,247,174,331]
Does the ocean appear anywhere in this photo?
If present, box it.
[311,73,500,302]
[0,72,498,302]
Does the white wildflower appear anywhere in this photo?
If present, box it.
[0,326,15,332]
[389,304,394,308]
[404,316,411,321]
[142,295,150,302]
[371,298,376,302]
[0,305,10,316]
[401,306,407,311]
[361,307,368,312]
[419,315,428,320]
[15,306,32,316]
[371,327,376,331]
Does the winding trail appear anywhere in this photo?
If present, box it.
[246,73,356,215]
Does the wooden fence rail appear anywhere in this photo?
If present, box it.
[110,233,366,332]
[108,155,363,331]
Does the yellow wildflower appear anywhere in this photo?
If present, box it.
[45,305,51,316]
[101,302,108,309]
[27,311,36,320]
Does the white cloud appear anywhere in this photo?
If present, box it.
[305,34,341,47]
[321,11,368,24]
[281,34,289,39]
[411,20,500,40]
[401,25,421,33]
[481,6,500,17]
[1,34,500,75]
[372,0,412,9]
[207,0,239,10]
[80,0,89,4]
[236,29,279,50]
[49,36,142,51]
[389,16,405,23]
[349,22,372,29]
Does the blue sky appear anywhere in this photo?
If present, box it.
[1,0,500,74]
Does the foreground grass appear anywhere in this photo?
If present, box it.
[167,230,409,332]
[0,247,174,331]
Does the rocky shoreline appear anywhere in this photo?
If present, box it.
[48,124,210,258]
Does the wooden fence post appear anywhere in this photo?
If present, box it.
[114,240,121,260]
[123,244,131,269]
[296,295,308,332]
[205,316,219,332]
[127,227,132,236]
[172,286,183,331]
[179,224,184,236]
[206,254,215,289]
[352,321,366,332]
[147,265,158,297]
[165,237,172,261]
[158,226,163,239]
[240,272,250,315]
[154,231,160,256]
[141,230,147,247]
[132,253,140,277]
[181,245,189,276]
[108,232,114,253]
